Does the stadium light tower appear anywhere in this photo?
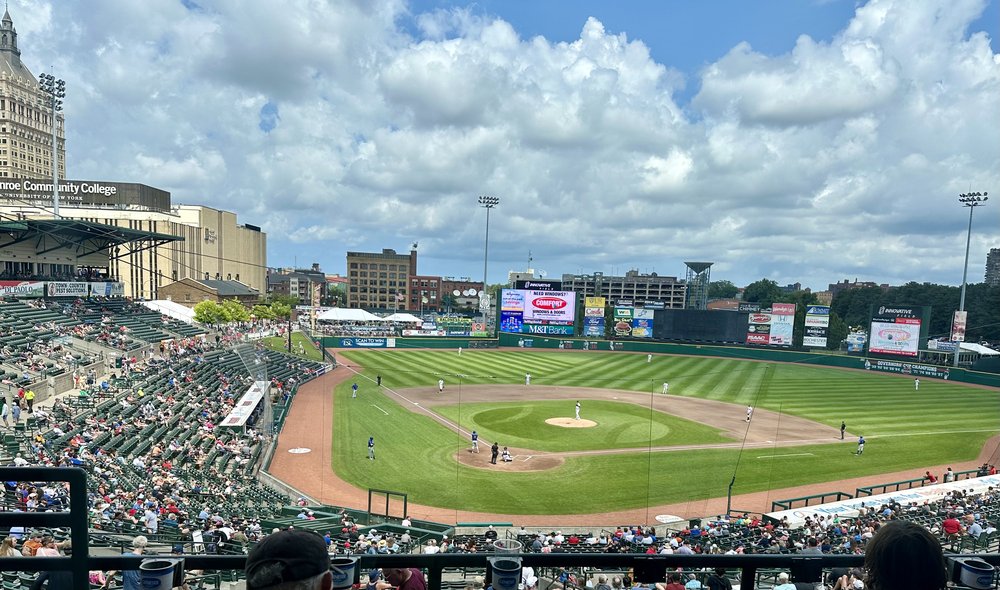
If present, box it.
[954,191,988,367]
[478,195,500,324]
[38,72,65,216]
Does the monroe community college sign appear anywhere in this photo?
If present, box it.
[0,179,171,212]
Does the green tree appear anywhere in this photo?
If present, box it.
[251,304,276,320]
[743,279,782,308]
[708,280,739,299]
[220,299,251,323]
[827,310,849,350]
[270,301,292,319]
[193,300,224,325]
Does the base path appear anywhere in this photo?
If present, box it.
[268,368,1000,527]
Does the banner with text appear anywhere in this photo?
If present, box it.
[803,305,830,348]
[863,358,951,379]
[0,281,44,298]
[869,305,928,358]
[950,310,967,342]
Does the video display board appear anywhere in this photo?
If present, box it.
[868,305,930,358]
[653,309,747,343]
[500,289,577,335]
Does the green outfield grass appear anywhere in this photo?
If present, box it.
[434,400,730,452]
[328,349,1000,514]
[263,332,323,362]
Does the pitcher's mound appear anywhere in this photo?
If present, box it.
[546,417,597,428]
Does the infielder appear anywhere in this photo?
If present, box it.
[438,379,444,393]
[575,401,581,420]
[662,382,669,394]
[746,405,753,423]
[856,435,865,456]
[471,430,479,453]
[525,373,531,386]
[647,354,652,363]
[367,436,375,460]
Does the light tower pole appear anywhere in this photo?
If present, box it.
[954,191,988,367]
[478,195,500,327]
[38,72,65,216]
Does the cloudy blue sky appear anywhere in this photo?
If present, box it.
[12,0,1000,290]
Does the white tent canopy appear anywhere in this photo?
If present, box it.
[143,299,196,323]
[316,308,384,322]
[961,342,1000,356]
[383,313,422,324]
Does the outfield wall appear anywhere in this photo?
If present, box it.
[493,333,1000,389]
[316,334,1000,388]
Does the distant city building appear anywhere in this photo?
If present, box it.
[346,246,417,310]
[561,270,686,308]
[0,9,266,300]
[409,274,441,313]
[441,277,484,313]
[268,264,326,306]
[828,278,891,297]
[986,248,1000,286]
[778,282,807,293]
[159,278,260,308]
[0,9,65,181]
[813,290,834,305]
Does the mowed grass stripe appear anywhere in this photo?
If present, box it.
[333,349,999,514]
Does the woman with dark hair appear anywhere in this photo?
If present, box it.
[864,520,947,590]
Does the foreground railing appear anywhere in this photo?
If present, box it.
[2,468,998,590]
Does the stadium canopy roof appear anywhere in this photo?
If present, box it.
[0,218,183,258]
[142,299,196,323]
[316,307,384,322]
[960,342,1000,356]
[384,312,422,323]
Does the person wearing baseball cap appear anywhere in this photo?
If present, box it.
[245,530,332,590]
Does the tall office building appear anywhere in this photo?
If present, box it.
[0,9,65,181]
[561,270,686,308]
[987,248,1000,287]
[346,247,417,310]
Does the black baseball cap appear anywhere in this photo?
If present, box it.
[246,530,330,589]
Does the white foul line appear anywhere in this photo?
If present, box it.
[371,404,389,416]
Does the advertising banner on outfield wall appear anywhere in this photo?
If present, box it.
[863,358,950,379]
[500,311,524,334]
[583,316,605,337]
[804,305,830,348]
[769,304,795,346]
[338,338,395,348]
[631,318,653,338]
[0,280,44,297]
[585,297,606,308]
[501,289,525,312]
[585,307,605,317]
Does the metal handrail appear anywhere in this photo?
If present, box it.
[2,467,999,590]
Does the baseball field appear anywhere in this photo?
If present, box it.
[275,348,1000,519]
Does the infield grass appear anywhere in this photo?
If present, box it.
[330,349,1000,514]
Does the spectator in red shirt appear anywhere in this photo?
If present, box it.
[924,471,937,483]
[942,513,963,538]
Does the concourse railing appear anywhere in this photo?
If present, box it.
[2,468,999,590]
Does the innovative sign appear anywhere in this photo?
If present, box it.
[514,280,563,291]
[869,305,927,358]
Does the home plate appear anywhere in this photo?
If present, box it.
[288,448,312,454]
